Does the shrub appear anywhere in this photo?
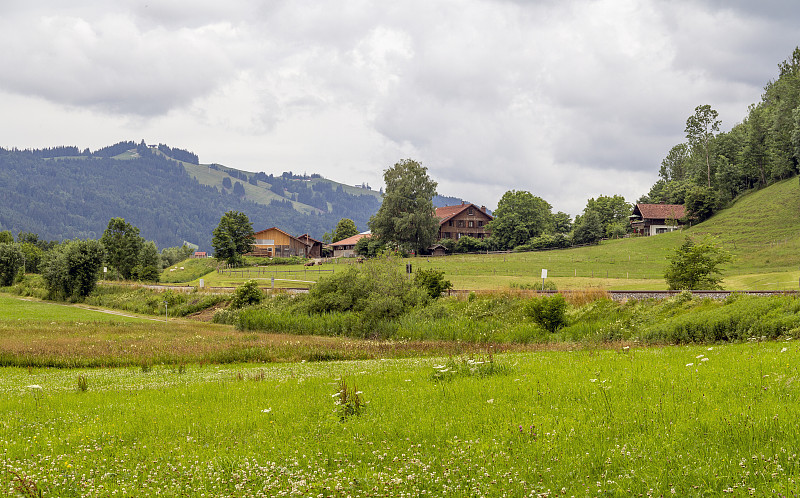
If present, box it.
[525,294,568,332]
[414,268,453,298]
[230,280,264,309]
[0,243,24,286]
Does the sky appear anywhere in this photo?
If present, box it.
[1,0,798,216]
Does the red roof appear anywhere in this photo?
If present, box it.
[330,232,370,247]
[434,203,492,225]
[633,204,686,220]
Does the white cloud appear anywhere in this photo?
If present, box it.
[1,0,797,215]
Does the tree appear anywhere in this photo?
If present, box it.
[684,185,716,222]
[488,190,553,250]
[101,218,144,280]
[230,280,264,309]
[659,144,691,182]
[222,176,232,189]
[233,181,245,196]
[664,237,732,290]
[134,240,160,282]
[685,105,721,188]
[552,212,573,234]
[572,210,604,245]
[0,231,13,245]
[42,240,105,299]
[332,218,359,243]
[583,195,632,238]
[0,243,23,286]
[368,159,438,253]
[212,211,255,266]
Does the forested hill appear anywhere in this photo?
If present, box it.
[0,142,384,250]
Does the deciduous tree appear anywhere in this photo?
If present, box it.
[368,159,438,253]
[664,237,731,290]
[42,240,105,299]
[332,218,359,243]
[487,190,553,250]
[0,243,23,286]
[101,218,144,280]
[685,105,721,188]
[212,211,255,266]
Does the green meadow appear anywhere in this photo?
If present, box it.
[3,341,799,496]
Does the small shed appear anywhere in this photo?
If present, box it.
[427,244,448,257]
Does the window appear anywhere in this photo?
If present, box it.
[478,221,483,227]
[468,207,474,215]
[457,220,465,228]
[448,220,453,227]
[468,221,474,228]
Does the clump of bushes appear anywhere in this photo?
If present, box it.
[524,294,568,332]
[230,280,264,309]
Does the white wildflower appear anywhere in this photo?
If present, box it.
[686,363,694,367]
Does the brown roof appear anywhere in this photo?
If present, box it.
[254,227,309,246]
[330,232,370,247]
[633,204,686,220]
[434,203,493,225]
[297,233,321,244]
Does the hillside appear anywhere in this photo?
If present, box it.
[0,142,382,250]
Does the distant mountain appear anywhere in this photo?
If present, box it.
[0,142,381,251]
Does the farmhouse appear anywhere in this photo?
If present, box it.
[250,227,310,257]
[629,203,687,235]
[435,203,493,240]
[297,234,323,258]
[330,232,370,258]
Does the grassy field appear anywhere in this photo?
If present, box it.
[0,293,545,368]
[3,341,799,496]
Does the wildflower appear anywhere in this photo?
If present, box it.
[781,347,788,353]
[27,385,43,390]
[696,354,704,359]
[686,363,694,367]
[590,379,598,383]
[487,399,494,404]
[701,357,709,362]
[261,408,272,413]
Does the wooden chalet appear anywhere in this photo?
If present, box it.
[435,203,493,240]
[629,204,686,236]
[297,234,323,258]
[330,232,370,258]
[250,227,310,257]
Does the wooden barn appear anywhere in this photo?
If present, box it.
[297,234,323,258]
[250,227,310,257]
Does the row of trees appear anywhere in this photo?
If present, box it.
[643,48,800,220]
[0,219,196,299]
[340,159,634,257]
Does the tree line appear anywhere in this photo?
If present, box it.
[0,218,195,299]
[642,47,800,221]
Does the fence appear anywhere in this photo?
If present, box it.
[217,267,335,279]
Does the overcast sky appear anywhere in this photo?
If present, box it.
[1,1,798,215]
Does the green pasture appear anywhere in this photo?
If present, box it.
[0,294,149,324]
[3,341,799,496]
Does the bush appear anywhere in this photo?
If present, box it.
[42,240,105,300]
[0,243,24,286]
[525,294,568,332]
[230,280,264,309]
[414,268,453,298]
